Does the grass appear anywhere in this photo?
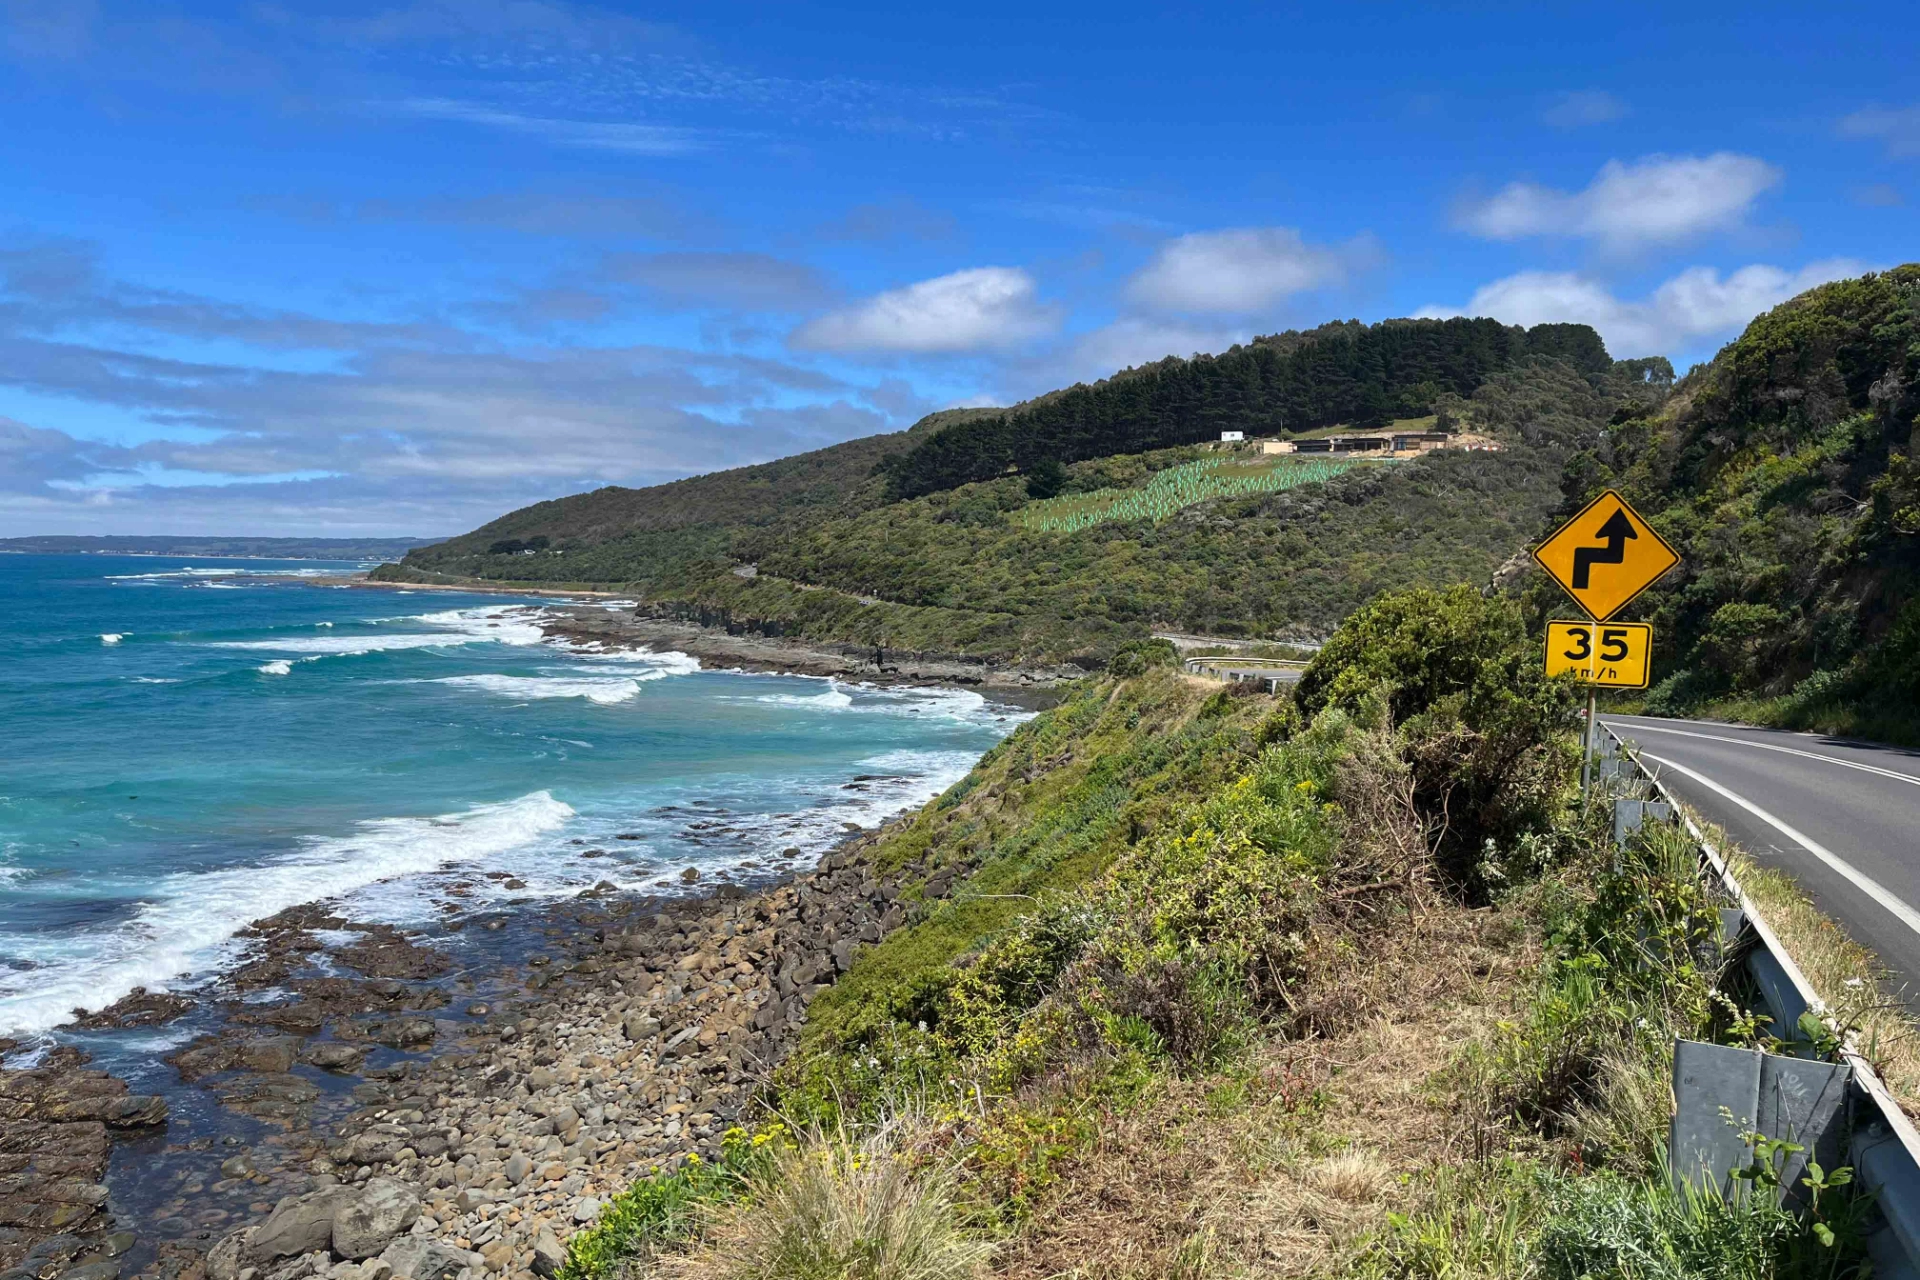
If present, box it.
[1011,456,1375,533]
[1716,837,1920,1116]
[660,1120,992,1280]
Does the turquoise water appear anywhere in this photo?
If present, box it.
[0,554,1020,1040]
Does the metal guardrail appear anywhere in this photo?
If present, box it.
[1601,723,1920,1276]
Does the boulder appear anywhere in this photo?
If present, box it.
[347,1132,407,1166]
[306,1043,367,1072]
[333,1178,422,1260]
[377,1239,470,1280]
[206,1228,253,1280]
[252,1189,351,1262]
[529,1226,565,1279]
[504,1154,533,1187]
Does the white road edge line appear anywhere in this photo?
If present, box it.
[1641,751,1920,941]
[1607,720,1920,789]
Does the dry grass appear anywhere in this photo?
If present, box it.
[659,1124,992,1280]
[988,905,1540,1279]
[1716,836,1920,1116]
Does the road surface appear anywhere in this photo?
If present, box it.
[1602,714,1920,1003]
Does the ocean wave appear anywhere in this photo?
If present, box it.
[99,633,123,645]
[432,674,643,705]
[258,660,293,676]
[753,687,855,709]
[107,566,343,581]
[0,791,574,1038]
[211,605,547,657]
[738,680,1024,728]
[566,646,701,674]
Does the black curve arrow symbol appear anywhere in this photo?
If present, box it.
[1572,508,1637,588]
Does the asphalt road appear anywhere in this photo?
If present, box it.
[1601,713,1920,1003]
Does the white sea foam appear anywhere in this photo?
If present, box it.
[108,566,343,581]
[0,791,574,1037]
[99,633,123,645]
[433,674,643,705]
[258,660,293,676]
[755,688,855,709]
[568,646,701,674]
[738,680,1024,728]
[212,605,547,658]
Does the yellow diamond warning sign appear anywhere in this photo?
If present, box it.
[1532,489,1679,620]
[1544,620,1653,688]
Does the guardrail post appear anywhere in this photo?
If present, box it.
[1671,1039,1760,1198]
[1612,798,1672,847]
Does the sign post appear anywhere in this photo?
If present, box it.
[1531,490,1680,798]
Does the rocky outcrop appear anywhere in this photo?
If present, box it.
[0,1047,166,1280]
[175,822,982,1280]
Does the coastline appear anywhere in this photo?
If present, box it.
[0,605,1040,1280]
[3,802,952,1280]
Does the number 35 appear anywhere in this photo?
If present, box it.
[1563,627,1630,662]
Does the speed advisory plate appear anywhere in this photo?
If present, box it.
[1544,620,1653,689]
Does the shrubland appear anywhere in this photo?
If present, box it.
[1542,264,1920,742]
[379,322,1624,665]
[558,587,1869,1280]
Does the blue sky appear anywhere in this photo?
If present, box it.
[1,0,1914,535]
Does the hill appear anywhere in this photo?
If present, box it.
[878,316,1609,499]
[1539,264,1920,741]
[382,316,1630,663]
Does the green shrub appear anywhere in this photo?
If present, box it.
[1295,584,1579,893]
[558,1126,791,1280]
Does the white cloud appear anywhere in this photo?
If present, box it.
[1543,90,1628,128]
[1125,227,1372,314]
[790,266,1059,354]
[1419,259,1870,358]
[1456,153,1782,251]
[1061,318,1242,379]
[1840,104,1920,158]
[397,99,711,155]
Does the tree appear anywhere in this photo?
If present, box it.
[1025,459,1068,500]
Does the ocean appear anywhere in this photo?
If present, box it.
[0,553,1023,1052]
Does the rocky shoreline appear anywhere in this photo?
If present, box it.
[2,750,987,1280]
[534,606,1085,692]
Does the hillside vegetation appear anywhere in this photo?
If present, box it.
[384,313,1630,663]
[877,317,1610,499]
[1544,264,1920,741]
[556,592,1871,1279]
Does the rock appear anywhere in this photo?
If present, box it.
[347,1132,407,1166]
[478,1242,513,1274]
[238,1038,299,1073]
[61,1263,121,1280]
[64,1258,122,1280]
[377,1239,468,1280]
[529,1227,564,1279]
[570,1198,601,1224]
[207,1228,253,1280]
[333,1178,422,1260]
[620,1015,658,1042]
[221,1154,257,1179]
[20,1235,84,1279]
[503,1155,532,1187]
[306,1043,366,1072]
[252,1189,350,1262]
